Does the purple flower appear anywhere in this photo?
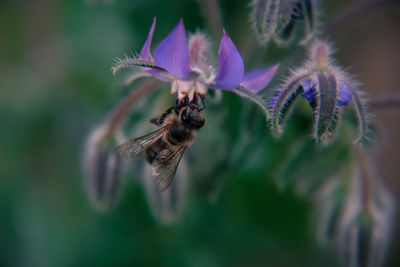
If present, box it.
[112,18,279,102]
[270,40,369,143]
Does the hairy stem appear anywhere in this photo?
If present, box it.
[232,86,270,120]
[355,145,371,213]
[106,79,160,136]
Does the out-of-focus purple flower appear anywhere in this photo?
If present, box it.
[269,40,369,143]
[312,146,394,267]
[112,18,279,102]
[337,147,394,267]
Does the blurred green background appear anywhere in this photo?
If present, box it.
[1,0,399,266]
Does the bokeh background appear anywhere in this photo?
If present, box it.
[1,0,399,266]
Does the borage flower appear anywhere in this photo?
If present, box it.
[112,18,279,113]
[270,40,369,143]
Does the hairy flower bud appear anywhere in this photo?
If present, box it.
[337,166,393,267]
[142,157,188,224]
[312,146,394,267]
[83,124,124,212]
[270,40,369,143]
[250,0,320,46]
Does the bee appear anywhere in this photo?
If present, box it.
[115,96,205,191]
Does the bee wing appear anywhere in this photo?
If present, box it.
[115,127,168,159]
[152,145,187,191]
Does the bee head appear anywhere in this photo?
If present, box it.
[180,106,205,129]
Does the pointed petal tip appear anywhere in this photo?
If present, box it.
[175,18,186,32]
[176,18,184,29]
[214,31,244,90]
[272,63,280,70]
[241,63,280,93]
[153,19,192,80]
[140,18,157,61]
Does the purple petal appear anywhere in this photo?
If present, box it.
[301,80,316,103]
[337,82,351,106]
[214,30,244,90]
[241,64,280,93]
[153,19,193,80]
[269,90,281,106]
[138,18,173,82]
[140,17,156,61]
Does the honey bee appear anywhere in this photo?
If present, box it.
[115,96,205,191]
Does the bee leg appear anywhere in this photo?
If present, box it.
[199,94,206,111]
[152,106,174,126]
[190,93,206,111]
[150,118,160,126]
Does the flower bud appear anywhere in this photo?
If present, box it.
[338,180,393,267]
[270,40,369,143]
[337,150,393,267]
[250,0,320,46]
[141,157,188,224]
[82,124,124,212]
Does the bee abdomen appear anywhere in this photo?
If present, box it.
[145,146,157,164]
[145,139,169,164]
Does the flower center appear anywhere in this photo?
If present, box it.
[171,79,208,101]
